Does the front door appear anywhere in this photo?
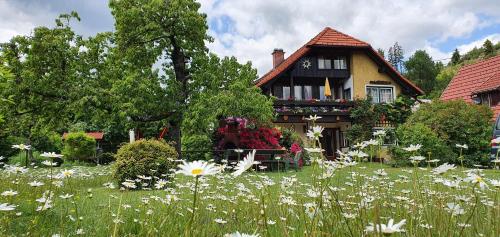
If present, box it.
[320,128,338,160]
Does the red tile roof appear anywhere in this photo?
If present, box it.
[63,132,104,140]
[474,72,500,94]
[441,55,500,103]
[255,27,423,95]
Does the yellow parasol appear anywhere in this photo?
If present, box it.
[324,77,332,97]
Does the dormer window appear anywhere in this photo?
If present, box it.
[334,56,347,69]
[318,57,331,69]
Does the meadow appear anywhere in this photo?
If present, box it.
[0,161,499,237]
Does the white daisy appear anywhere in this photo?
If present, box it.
[365,219,406,235]
[224,232,260,237]
[432,163,456,175]
[177,160,220,177]
[1,190,18,197]
[402,144,422,152]
[306,126,324,140]
[0,203,16,211]
[233,150,259,177]
[11,144,31,150]
[40,152,63,158]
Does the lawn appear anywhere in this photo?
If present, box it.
[0,162,499,236]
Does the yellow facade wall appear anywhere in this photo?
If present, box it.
[351,51,402,99]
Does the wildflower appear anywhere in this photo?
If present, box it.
[154,179,168,189]
[40,152,63,158]
[426,159,440,163]
[59,193,74,199]
[59,169,75,178]
[348,150,368,159]
[403,144,422,152]
[12,144,31,150]
[304,148,325,153]
[365,219,406,235]
[214,218,227,224]
[0,203,16,211]
[464,173,488,190]
[29,181,44,187]
[489,179,500,188]
[374,169,388,176]
[41,160,58,167]
[233,150,259,177]
[76,229,85,235]
[305,115,322,122]
[365,139,379,146]
[177,160,220,177]
[304,202,319,219]
[1,190,18,197]
[409,156,425,162]
[373,130,386,137]
[455,144,468,149]
[445,203,465,216]
[306,125,324,140]
[122,180,137,189]
[432,163,456,175]
[224,232,260,237]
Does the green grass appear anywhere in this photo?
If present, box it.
[0,163,499,236]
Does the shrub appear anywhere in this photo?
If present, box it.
[113,139,177,188]
[390,123,454,166]
[62,132,96,162]
[407,100,492,166]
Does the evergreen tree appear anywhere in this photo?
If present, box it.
[377,48,385,59]
[450,48,460,65]
[483,39,494,57]
[387,42,404,72]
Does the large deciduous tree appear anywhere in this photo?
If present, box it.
[109,0,211,155]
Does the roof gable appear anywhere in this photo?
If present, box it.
[255,27,423,95]
[441,55,500,102]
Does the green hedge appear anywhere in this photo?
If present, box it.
[397,100,492,166]
[62,132,96,162]
[391,123,454,166]
[113,139,177,188]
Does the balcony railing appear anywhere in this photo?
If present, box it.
[273,99,355,116]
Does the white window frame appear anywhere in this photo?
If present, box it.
[365,84,396,104]
[333,56,347,69]
[318,57,331,69]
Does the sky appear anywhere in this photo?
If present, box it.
[1,0,499,76]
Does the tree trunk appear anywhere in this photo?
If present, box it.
[169,36,189,160]
[170,118,182,159]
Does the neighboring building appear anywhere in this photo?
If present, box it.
[255,27,423,159]
[441,55,500,120]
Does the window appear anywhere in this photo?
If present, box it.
[480,94,492,107]
[318,57,331,69]
[366,86,394,103]
[304,86,312,100]
[333,56,347,69]
[319,86,326,101]
[283,86,290,99]
[343,88,351,100]
[294,86,303,100]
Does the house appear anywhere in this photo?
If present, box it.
[255,27,423,159]
[441,55,500,120]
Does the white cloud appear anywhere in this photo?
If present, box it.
[199,0,500,75]
[457,33,500,52]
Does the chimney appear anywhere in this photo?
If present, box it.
[272,48,285,68]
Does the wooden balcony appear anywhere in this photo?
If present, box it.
[273,99,355,123]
